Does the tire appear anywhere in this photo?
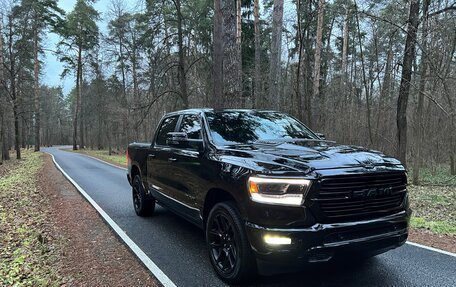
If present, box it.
[206,202,257,284]
[132,175,155,217]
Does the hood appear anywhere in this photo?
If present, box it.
[218,140,402,174]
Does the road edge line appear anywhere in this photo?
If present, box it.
[83,153,127,170]
[46,152,177,287]
[54,150,456,259]
[61,149,127,171]
[405,241,456,257]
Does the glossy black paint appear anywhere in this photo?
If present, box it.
[127,109,410,269]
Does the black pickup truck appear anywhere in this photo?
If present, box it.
[127,109,410,283]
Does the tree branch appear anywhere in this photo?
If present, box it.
[429,3,456,17]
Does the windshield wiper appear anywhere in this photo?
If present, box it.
[251,140,282,145]
[224,143,255,148]
[254,138,332,144]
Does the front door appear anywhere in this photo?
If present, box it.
[171,114,204,206]
[147,115,180,197]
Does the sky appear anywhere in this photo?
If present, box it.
[43,0,112,95]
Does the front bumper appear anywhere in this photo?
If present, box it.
[245,209,411,271]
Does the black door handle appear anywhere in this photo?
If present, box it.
[148,154,156,159]
[168,157,177,162]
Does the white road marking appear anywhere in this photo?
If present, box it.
[57,148,456,259]
[46,152,177,287]
[67,150,127,171]
[405,241,456,257]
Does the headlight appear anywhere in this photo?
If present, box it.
[247,176,312,206]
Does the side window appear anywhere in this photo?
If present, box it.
[179,114,202,140]
[156,116,179,145]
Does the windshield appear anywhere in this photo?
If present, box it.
[204,111,318,146]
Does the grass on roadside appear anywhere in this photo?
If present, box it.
[410,217,456,234]
[410,165,456,186]
[0,150,62,286]
[408,184,456,235]
[65,148,126,167]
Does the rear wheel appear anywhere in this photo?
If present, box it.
[206,202,257,284]
[132,175,155,216]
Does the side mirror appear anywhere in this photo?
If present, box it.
[167,132,189,147]
[166,132,204,152]
[315,133,326,140]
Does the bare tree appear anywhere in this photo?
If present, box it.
[6,14,21,160]
[412,0,430,184]
[341,5,349,99]
[270,0,284,108]
[253,0,261,108]
[355,3,373,145]
[0,12,4,164]
[174,0,188,108]
[312,0,325,128]
[214,0,242,108]
[396,0,420,166]
[33,26,40,151]
[213,0,223,107]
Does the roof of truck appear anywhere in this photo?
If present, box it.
[165,108,279,116]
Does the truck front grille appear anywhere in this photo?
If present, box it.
[311,172,407,222]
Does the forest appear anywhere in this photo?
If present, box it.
[0,0,455,185]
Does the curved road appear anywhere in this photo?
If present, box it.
[43,147,456,287]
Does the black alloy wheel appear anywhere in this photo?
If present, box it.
[208,212,238,273]
[132,175,155,216]
[206,202,256,284]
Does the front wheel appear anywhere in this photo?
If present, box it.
[132,175,155,216]
[206,202,257,284]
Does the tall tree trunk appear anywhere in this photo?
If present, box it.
[270,0,284,108]
[396,0,420,166]
[221,0,242,108]
[0,109,3,164]
[295,0,303,118]
[79,68,84,149]
[0,14,5,163]
[118,33,130,144]
[132,47,140,139]
[312,0,325,129]
[302,0,312,126]
[376,41,393,138]
[236,0,242,45]
[355,5,373,145]
[253,0,261,108]
[412,0,430,184]
[213,0,223,107]
[236,0,242,105]
[8,16,20,159]
[0,113,3,164]
[21,109,26,149]
[440,41,456,175]
[3,114,10,160]
[341,6,349,100]
[33,26,40,151]
[13,101,20,159]
[176,0,188,108]
[0,107,2,164]
[73,46,82,150]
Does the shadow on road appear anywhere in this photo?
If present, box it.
[145,205,404,287]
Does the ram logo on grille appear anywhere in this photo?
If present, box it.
[351,187,393,199]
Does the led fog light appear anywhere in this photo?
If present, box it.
[264,235,292,245]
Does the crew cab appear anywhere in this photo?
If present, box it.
[127,109,411,283]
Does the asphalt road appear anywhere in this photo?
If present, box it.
[43,147,456,287]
